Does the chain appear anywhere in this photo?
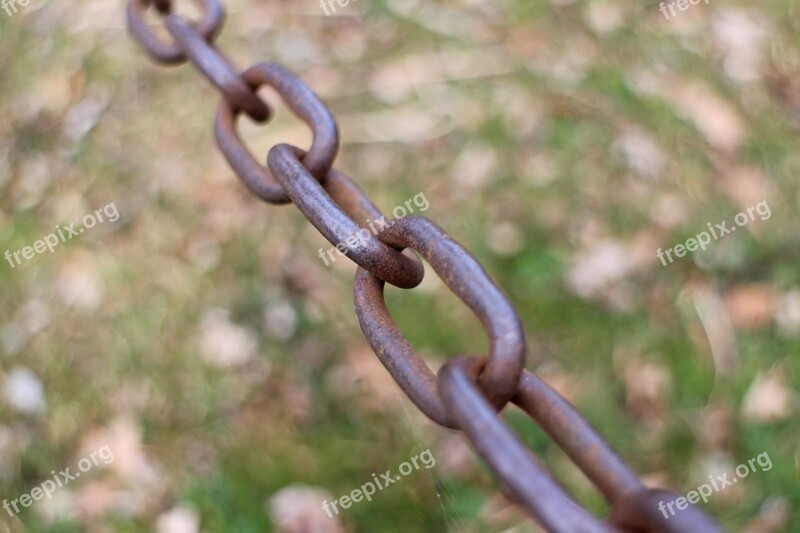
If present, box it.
[126,2,726,531]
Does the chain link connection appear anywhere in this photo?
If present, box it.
[126,2,727,531]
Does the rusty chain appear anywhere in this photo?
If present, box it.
[126,1,726,531]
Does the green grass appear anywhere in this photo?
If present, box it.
[1,0,798,531]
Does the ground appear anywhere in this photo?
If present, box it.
[0,0,798,531]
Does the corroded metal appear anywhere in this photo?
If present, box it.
[353,216,526,426]
[439,356,615,533]
[165,16,269,121]
[127,0,225,65]
[268,144,424,289]
[126,1,727,530]
[215,63,340,204]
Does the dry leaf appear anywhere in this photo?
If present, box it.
[566,240,636,299]
[712,9,768,83]
[267,485,343,533]
[669,83,746,151]
[719,166,773,213]
[724,284,777,330]
[696,404,734,451]
[264,300,299,341]
[199,309,258,368]
[156,505,201,533]
[742,371,795,423]
[585,0,626,35]
[622,358,672,422]
[613,128,667,181]
[776,290,800,336]
[3,367,47,415]
[486,221,524,257]
[451,143,498,189]
[57,252,106,311]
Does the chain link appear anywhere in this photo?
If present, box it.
[126,2,726,531]
[353,215,526,425]
[164,15,269,121]
[127,0,225,64]
[215,63,339,203]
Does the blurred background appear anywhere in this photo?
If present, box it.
[1,0,799,531]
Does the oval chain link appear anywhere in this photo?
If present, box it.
[127,0,225,65]
[215,63,340,204]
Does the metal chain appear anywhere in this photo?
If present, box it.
[126,2,726,531]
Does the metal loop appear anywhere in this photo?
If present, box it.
[353,215,526,426]
[268,144,424,289]
[439,357,614,532]
[165,16,270,121]
[513,370,645,503]
[127,0,225,65]
[440,361,727,533]
[215,63,340,204]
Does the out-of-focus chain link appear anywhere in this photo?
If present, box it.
[126,2,726,531]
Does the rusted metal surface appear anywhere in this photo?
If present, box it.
[127,0,225,64]
[353,215,525,426]
[439,356,615,533]
[268,144,424,289]
[165,16,269,121]
[126,1,727,531]
[513,369,645,502]
[440,360,727,532]
[215,63,340,204]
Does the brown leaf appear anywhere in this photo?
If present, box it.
[619,354,673,423]
[724,284,777,330]
[156,505,201,533]
[712,9,768,83]
[199,309,258,368]
[776,290,800,336]
[719,166,773,213]
[267,485,344,533]
[695,403,734,451]
[742,371,795,423]
[668,83,746,151]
